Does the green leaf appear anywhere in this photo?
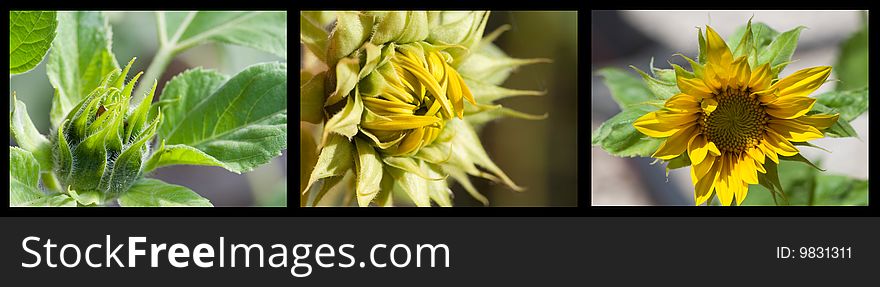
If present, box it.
[835,13,867,91]
[118,178,212,207]
[727,21,778,67]
[744,160,867,206]
[630,65,678,100]
[10,94,52,171]
[730,18,754,59]
[757,26,805,75]
[596,67,656,109]
[756,159,786,205]
[163,11,287,59]
[158,68,230,141]
[144,143,233,173]
[9,11,57,74]
[20,194,76,207]
[810,175,868,206]
[780,153,824,172]
[160,62,287,173]
[591,103,664,157]
[9,147,45,206]
[47,11,119,128]
[353,137,382,207]
[814,87,868,122]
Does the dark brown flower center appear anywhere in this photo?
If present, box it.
[700,88,769,153]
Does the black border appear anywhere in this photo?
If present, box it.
[3,4,878,217]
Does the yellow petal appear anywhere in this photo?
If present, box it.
[396,127,425,155]
[738,155,759,184]
[690,151,717,184]
[694,156,720,205]
[655,110,699,126]
[764,129,799,157]
[754,88,777,103]
[765,96,816,119]
[701,97,718,114]
[702,62,726,91]
[688,134,720,165]
[768,119,824,142]
[362,114,441,131]
[704,26,734,70]
[758,142,779,164]
[633,111,695,138]
[715,155,733,206]
[720,155,740,206]
[677,76,714,99]
[772,66,832,98]
[665,93,701,111]
[793,113,840,130]
[730,56,751,87]
[735,182,750,206]
[746,146,765,165]
[652,123,698,160]
[749,63,772,91]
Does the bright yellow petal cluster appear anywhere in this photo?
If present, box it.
[633,26,839,206]
[361,43,476,156]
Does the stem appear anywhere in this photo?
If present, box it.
[155,12,168,46]
[132,11,197,104]
[132,45,174,104]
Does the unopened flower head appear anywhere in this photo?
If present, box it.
[52,58,160,201]
[301,11,548,206]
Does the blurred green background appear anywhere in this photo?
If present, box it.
[9,11,288,207]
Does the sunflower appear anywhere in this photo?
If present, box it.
[633,25,839,206]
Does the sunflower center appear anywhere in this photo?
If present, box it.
[701,88,768,153]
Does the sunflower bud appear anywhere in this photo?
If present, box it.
[52,58,161,202]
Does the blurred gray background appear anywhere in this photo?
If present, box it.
[591,10,868,205]
[9,12,288,207]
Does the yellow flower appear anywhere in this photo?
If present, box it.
[360,43,476,156]
[633,25,839,206]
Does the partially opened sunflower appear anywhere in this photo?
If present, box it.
[633,22,839,206]
[300,11,548,206]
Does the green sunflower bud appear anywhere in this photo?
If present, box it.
[52,58,161,202]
